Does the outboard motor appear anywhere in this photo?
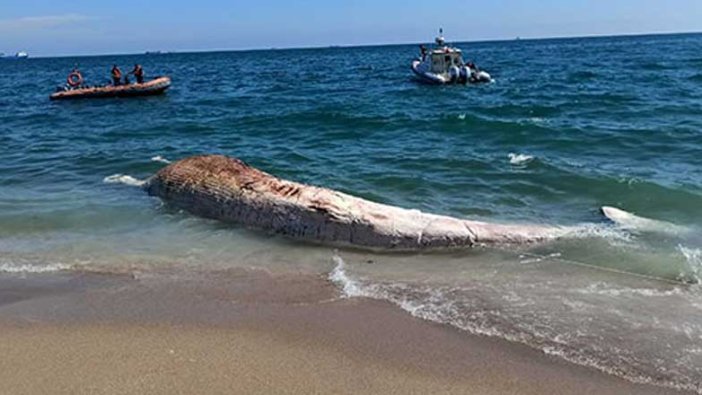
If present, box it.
[475,70,492,83]
[448,65,460,83]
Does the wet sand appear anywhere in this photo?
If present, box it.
[0,269,683,394]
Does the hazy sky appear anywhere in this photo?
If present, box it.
[2,0,702,56]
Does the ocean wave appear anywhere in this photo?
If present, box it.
[679,245,702,283]
[523,117,547,125]
[639,62,670,71]
[575,281,685,297]
[328,255,702,393]
[329,254,366,297]
[518,252,561,264]
[508,153,534,167]
[151,155,171,164]
[103,174,146,187]
[563,223,633,243]
[0,262,72,273]
[568,70,598,81]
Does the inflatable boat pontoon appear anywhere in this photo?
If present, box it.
[50,76,171,100]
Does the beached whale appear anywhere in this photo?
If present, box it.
[144,155,568,250]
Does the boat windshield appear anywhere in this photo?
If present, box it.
[431,51,464,72]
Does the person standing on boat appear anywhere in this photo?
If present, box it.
[130,64,144,84]
[466,62,480,82]
[419,45,427,61]
[111,65,122,86]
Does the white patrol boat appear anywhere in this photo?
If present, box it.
[411,29,491,85]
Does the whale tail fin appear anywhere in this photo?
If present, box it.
[601,206,685,235]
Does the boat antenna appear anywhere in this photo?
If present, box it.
[436,27,445,46]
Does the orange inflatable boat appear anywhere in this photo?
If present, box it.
[50,76,171,100]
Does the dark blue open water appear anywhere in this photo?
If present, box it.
[1,33,702,392]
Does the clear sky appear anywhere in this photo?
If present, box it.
[1,0,702,56]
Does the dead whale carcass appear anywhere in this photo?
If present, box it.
[144,155,566,250]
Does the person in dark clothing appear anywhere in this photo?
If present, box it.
[419,45,427,61]
[130,64,144,84]
[111,65,122,86]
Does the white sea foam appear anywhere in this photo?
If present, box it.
[151,155,171,164]
[508,153,534,166]
[329,256,530,342]
[400,290,698,393]
[526,117,545,124]
[103,174,146,187]
[576,282,684,297]
[327,254,701,394]
[328,254,366,297]
[679,245,702,283]
[457,113,466,120]
[563,223,633,243]
[0,262,72,273]
[330,264,564,351]
[519,252,562,264]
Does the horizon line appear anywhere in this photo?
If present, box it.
[9,29,702,59]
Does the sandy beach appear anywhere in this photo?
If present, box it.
[0,269,682,395]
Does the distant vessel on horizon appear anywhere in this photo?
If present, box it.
[15,51,29,59]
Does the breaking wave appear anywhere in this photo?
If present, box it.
[0,261,72,273]
[151,155,171,164]
[329,253,365,297]
[680,245,702,284]
[328,254,702,393]
[103,174,146,187]
[508,153,535,167]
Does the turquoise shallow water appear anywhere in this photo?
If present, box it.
[1,33,702,391]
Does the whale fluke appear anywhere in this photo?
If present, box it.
[601,206,686,235]
[144,155,566,250]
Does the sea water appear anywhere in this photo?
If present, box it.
[1,33,702,392]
